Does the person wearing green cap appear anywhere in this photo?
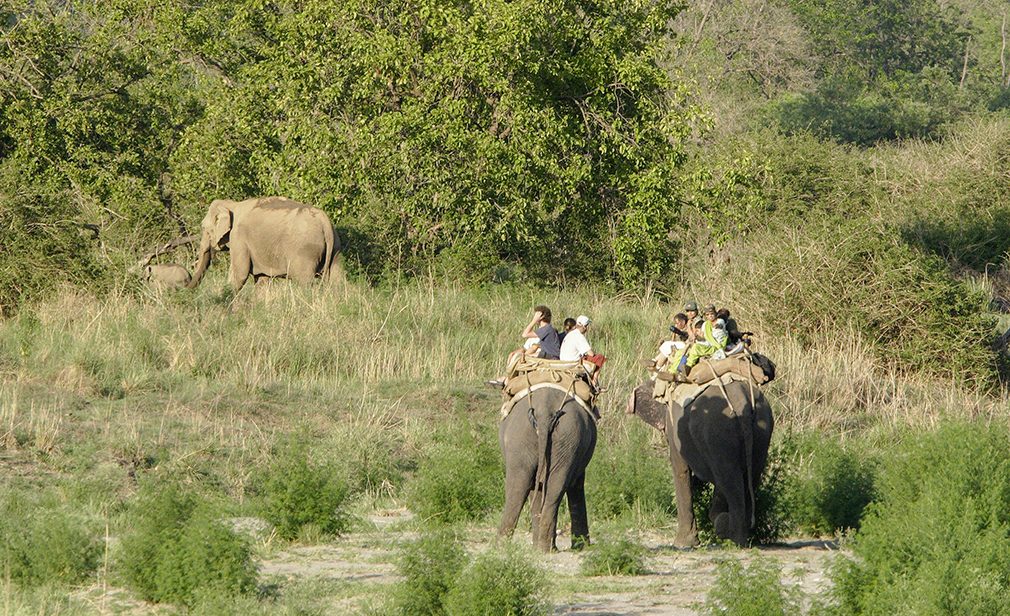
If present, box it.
[683,301,700,342]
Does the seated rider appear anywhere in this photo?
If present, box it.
[558,317,577,347]
[685,307,729,370]
[643,312,688,372]
[487,305,560,388]
[560,315,605,390]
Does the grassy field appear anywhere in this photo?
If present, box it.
[2,274,1009,613]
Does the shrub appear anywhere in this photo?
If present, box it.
[580,536,648,576]
[406,429,501,526]
[828,421,1010,615]
[256,442,351,541]
[118,483,257,607]
[753,444,793,544]
[586,423,675,520]
[782,434,876,536]
[391,529,468,616]
[702,556,803,616]
[0,493,101,587]
[443,545,551,616]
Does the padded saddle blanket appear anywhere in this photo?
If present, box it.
[499,357,597,421]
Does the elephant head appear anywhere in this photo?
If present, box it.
[187,200,233,288]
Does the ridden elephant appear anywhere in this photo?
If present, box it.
[627,377,773,547]
[188,196,340,293]
[498,386,597,552]
[143,263,191,289]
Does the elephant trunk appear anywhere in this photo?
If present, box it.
[188,244,212,289]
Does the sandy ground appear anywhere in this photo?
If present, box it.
[254,510,841,615]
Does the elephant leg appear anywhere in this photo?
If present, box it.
[229,244,252,294]
[669,432,699,548]
[710,488,729,525]
[567,472,589,550]
[534,473,569,552]
[499,470,534,539]
[710,468,748,547]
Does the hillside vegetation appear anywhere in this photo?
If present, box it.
[4,0,1010,613]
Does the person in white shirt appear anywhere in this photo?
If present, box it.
[560,315,605,390]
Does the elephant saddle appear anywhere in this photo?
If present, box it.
[499,357,598,421]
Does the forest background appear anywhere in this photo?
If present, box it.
[4,0,1010,613]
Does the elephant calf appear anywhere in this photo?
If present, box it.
[144,263,191,289]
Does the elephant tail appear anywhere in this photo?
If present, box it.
[321,218,337,282]
[534,409,565,516]
[740,390,757,530]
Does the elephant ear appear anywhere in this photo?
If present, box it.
[208,201,233,248]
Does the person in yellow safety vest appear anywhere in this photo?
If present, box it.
[685,305,729,369]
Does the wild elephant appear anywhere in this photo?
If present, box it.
[498,385,597,552]
[143,263,191,289]
[188,196,340,293]
[627,375,773,547]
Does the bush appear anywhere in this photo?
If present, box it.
[118,483,257,607]
[703,556,803,616]
[828,422,1010,615]
[443,545,551,616]
[0,492,101,587]
[586,423,675,520]
[406,429,501,526]
[256,441,351,541]
[391,529,468,616]
[580,536,648,576]
[782,434,876,536]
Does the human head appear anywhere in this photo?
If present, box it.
[673,312,688,328]
[684,301,699,320]
[563,317,576,331]
[533,304,552,323]
[716,308,730,321]
[703,304,717,322]
[575,314,591,331]
[693,318,705,334]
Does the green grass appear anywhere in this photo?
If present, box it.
[1,279,1009,610]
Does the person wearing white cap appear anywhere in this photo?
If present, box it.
[560,315,593,361]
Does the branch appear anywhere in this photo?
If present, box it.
[130,235,198,273]
[1002,13,1008,87]
[959,35,971,90]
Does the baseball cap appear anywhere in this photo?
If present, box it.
[576,315,591,327]
[684,301,699,312]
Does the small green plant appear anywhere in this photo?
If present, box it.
[443,545,551,616]
[257,441,351,540]
[828,421,1010,615]
[391,529,468,615]
[586,423,675,520]
[406,429,501,525]
[117,482,257,607]
[580,536,648,576]
[0,492,101,587]
[703,556,803,616]
[785,434,876,536]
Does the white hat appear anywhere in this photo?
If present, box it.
[576,315,591,326]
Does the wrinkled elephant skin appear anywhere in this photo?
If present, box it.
[498,387,597,552]
[629,379,773,547]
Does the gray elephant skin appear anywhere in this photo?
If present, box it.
[143,263,191,289]
[188,196,340,293]
[498,387,597,552]
[628,378,773,547]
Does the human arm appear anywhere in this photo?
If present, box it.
[521,310,543,339]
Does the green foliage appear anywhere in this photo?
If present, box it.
[117,482,257,607]
[0,490,101,587]
[580,535,648,576]
[753,444,793,544]
[406,427,502,526]
[586,423,675,520]
[781,434,877,536]
[443,545,551,616]
[776,70,968,145]
[828,422,1010,616]
[256,441,351,541]
[703,556,803,616]
[787,0,970,80]
[391,529,468,616]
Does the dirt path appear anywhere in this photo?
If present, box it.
[256,511,840,614]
